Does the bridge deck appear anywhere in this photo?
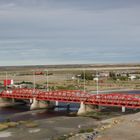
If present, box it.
[0,88,140,108]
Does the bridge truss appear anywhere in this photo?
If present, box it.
[0,88,140,109]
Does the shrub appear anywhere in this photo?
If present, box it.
[86,128,94,133]
[0,124,8,131]
[6,122,19,127]
[79,129,86,133]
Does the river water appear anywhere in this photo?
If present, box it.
[0,90,140,122]
[0,102,80,122]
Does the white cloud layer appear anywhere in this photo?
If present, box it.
[0,0,140,66]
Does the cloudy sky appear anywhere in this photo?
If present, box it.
[0,0,140,66]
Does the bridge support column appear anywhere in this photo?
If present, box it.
[30,98,39,110]
[55,101,59,111]
[12,98,15,103]
[66,103,70,113]
[30,99,33,104]
[55,101,59,106]
[30,99,54,110]
[97,105,102,111]
[122,106,126,113]
[77,102,95,115]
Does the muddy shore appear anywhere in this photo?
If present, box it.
[0,115,99,140]
[0,107,140,140]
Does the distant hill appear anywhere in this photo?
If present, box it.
[0,63,140,72]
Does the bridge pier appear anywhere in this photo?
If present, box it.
[66,103,70,113]
[12,98,15,103]
[77,102,95,115]
[30,98,54,110]
[55,101,59,111]
[30,98,39,110]
[122,106,126,113]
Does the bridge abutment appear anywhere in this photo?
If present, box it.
[77,102,95,115]
[0,98,15,107]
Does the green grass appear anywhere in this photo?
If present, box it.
[82,111,111,120]
[79,128,94,133]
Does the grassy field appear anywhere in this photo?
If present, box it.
[0,64,140,91]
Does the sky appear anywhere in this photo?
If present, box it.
[0,0,140,66]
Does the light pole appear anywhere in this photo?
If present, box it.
[94,70,101,110]
[5,71,7,91]
[47,70,49,91]
[96,71,99,95]
[93,70,99,95]
[45,69,49,91]
[95,70,99,94]
[83,69,86,92]
[77,74,81,85]
[33,70,36,93]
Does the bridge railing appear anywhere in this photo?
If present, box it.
[1,88,140,109]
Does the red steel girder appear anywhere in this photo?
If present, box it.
[0,88,140,109]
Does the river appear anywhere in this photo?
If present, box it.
[0,102,80,122]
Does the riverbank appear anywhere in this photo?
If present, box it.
[95,111,140,140]
[0,115,99,140]
[0,106,140,140]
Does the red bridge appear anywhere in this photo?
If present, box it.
[0,88,140,109]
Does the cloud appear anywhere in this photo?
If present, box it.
[0,3,16,9]
[0,0,140,12]
[0,0,140,66]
